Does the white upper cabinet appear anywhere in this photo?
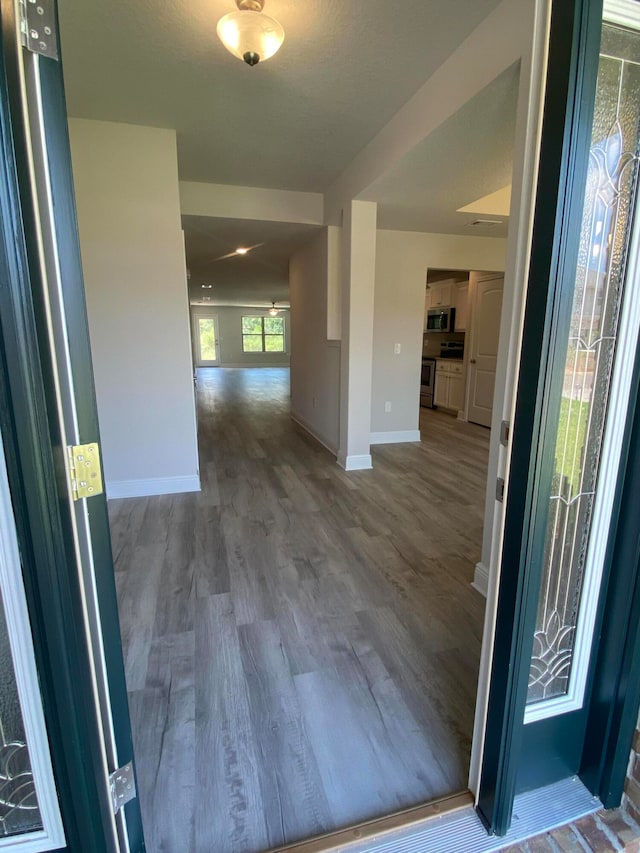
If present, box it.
[429,282,453,308]
[454,280,470,331]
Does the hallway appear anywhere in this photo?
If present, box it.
[109,367,490,853]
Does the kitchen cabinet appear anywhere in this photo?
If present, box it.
[428,282,453,308]
[454,280,469,332]
[435,360,465,412]
[423,288,432,330]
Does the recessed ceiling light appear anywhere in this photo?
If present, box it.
[202,284,213,289]
[235,247,249,255]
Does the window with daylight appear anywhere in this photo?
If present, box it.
[242,316,285,353]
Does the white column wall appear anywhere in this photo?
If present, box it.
[68,119,199,499]
[290,229,341,453]
[338,201,378,471]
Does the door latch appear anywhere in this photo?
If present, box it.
[496,477,505,503]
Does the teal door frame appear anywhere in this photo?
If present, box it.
[2,0,640,846]
[478,0,640,835]
[0,0,144,849]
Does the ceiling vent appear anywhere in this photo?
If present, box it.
[466,218,503,228]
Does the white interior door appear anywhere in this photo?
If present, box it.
[467,275,504,427]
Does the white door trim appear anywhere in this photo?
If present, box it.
[191,309,221,366]
[603,0,640,29]
[468,0,553,796]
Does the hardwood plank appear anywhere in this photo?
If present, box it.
[195,593,267,853]
[116,541,166,691]
[193,506,230,597]
[108,496,148,570]
[153,521,195,638]
[294,650,450,829]
[131,631,195,852]
[238,619,333,847]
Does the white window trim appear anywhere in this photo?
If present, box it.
[0,427,65,852]
[241,313,287,354]
[525,0,640,724]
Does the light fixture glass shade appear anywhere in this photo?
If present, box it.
[217,11,284,65]
[269,302,279,316]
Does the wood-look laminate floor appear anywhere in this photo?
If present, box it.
[109,367,490,853]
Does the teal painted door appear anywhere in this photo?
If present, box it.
[478,0,640,834]
[0,0,145,848]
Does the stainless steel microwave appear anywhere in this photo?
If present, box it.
[426,306,455,333]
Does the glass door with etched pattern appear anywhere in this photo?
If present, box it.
[0,429,64,850]
[526,16,640,724]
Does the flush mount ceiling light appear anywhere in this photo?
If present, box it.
[269,301,279,316]
[235,247,249,255]
[201,284,213,289]
[217,0,285,67]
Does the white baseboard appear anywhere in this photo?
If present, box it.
[217,362,290,369]
[370,430,421,445]
[337,453,373,471]
[106,474,201,500]
[290,413,338,456]
[472,561,489,597]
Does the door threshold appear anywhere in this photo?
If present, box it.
[271,792,473,853]
[271,777,600,853]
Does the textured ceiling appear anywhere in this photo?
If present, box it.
[362,62,520,236]
[184,216,320,305]
[58,0,502,192]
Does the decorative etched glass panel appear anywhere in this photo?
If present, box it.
[527,25,640,704]
[0,594,42,837]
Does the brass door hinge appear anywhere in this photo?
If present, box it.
[67,443,103,501]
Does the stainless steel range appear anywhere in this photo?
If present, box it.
[420,357,436,408]
[439,341,465,359]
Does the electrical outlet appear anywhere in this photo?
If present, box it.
[385,401,392,413]
[394,343,401,355]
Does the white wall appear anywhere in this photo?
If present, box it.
[191,306,290,367]
[338,201,378,470]
[290,230,341,454]
[180,181,323,224]
[371,230,508,437]
[68,119,199,499]
[325,0,530,222]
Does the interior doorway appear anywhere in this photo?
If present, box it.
[192,311,220,367]
[6,0,640,848]
[110,364,491,851]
